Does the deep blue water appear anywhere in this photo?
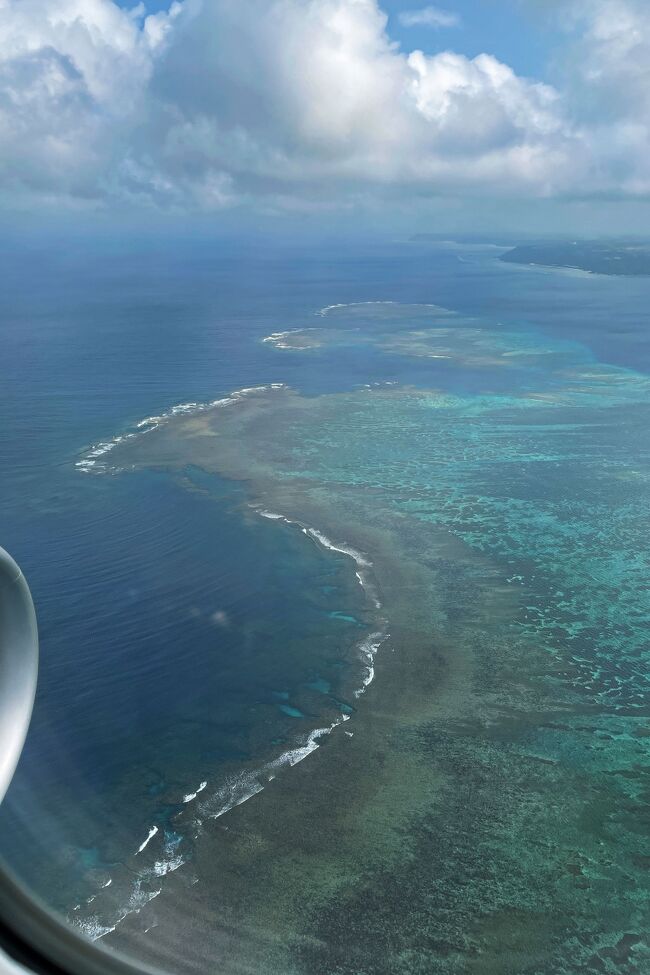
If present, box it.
[1,233,650,934]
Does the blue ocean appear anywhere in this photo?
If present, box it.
[1,233,649,969]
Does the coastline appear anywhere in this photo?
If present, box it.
[73,410,394,943]
[105,465,546,975]
[96,387,548,974]
[88,375,650,974]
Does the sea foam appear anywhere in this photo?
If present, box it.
[76,384,286,475]
[316,300,397,317]
[262,329,317,349]
[136,826,158,854]
[182,781,207,803]
[254,507,388,693]
[72,387,390,943]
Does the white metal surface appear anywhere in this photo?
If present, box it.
[0,946,30,975]
[0,548,38,804]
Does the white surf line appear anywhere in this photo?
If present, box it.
[267,716,349,772]
[136,826,158,854]
[183,780,207,803]
[316,300,397,317]
[256,507,383,611]
[76,384,287,474]
[262,329,318,349]
[354,630,390,699]
[81,717,351,939]
[199,715,350,823]
[152,856,185,878]
[300,525,382,611]
[316,299,449,318]
[76,918,118,941]
[254,507,389,692]
[76,710,353,942]
[76,395,389,941]
[74,847,183,941]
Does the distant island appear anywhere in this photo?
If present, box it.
[500,240,650,276]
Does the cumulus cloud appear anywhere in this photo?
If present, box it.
[548,0,650,196]
[398,6,461,29]
[0,0,182,204]
[0,0,647,211]
[137,0,578,206]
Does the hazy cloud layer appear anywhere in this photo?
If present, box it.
[398,6,460,29]
[0,0,648,211]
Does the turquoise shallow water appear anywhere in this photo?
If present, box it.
[104,297,650,972]
[2,238,650,972]
[289,307,650,693]
[258,306,650,728]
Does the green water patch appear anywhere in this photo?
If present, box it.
[305,677,331,694]
[277,704,305,719]
[328,611,361,624]
[106,304,650,974]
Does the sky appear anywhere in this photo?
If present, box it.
[2,0,650,236]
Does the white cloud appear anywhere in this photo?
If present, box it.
[548,0,650,196]
[142,0,576,206]
[398,6,460,29]
[565,0,650,117]
[0,0,647,212]
[0,0,182,205]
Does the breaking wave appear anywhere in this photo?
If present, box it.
[75,384,286,475]
[71,382,390,944]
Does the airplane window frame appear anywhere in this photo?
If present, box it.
[0,548,153,975]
